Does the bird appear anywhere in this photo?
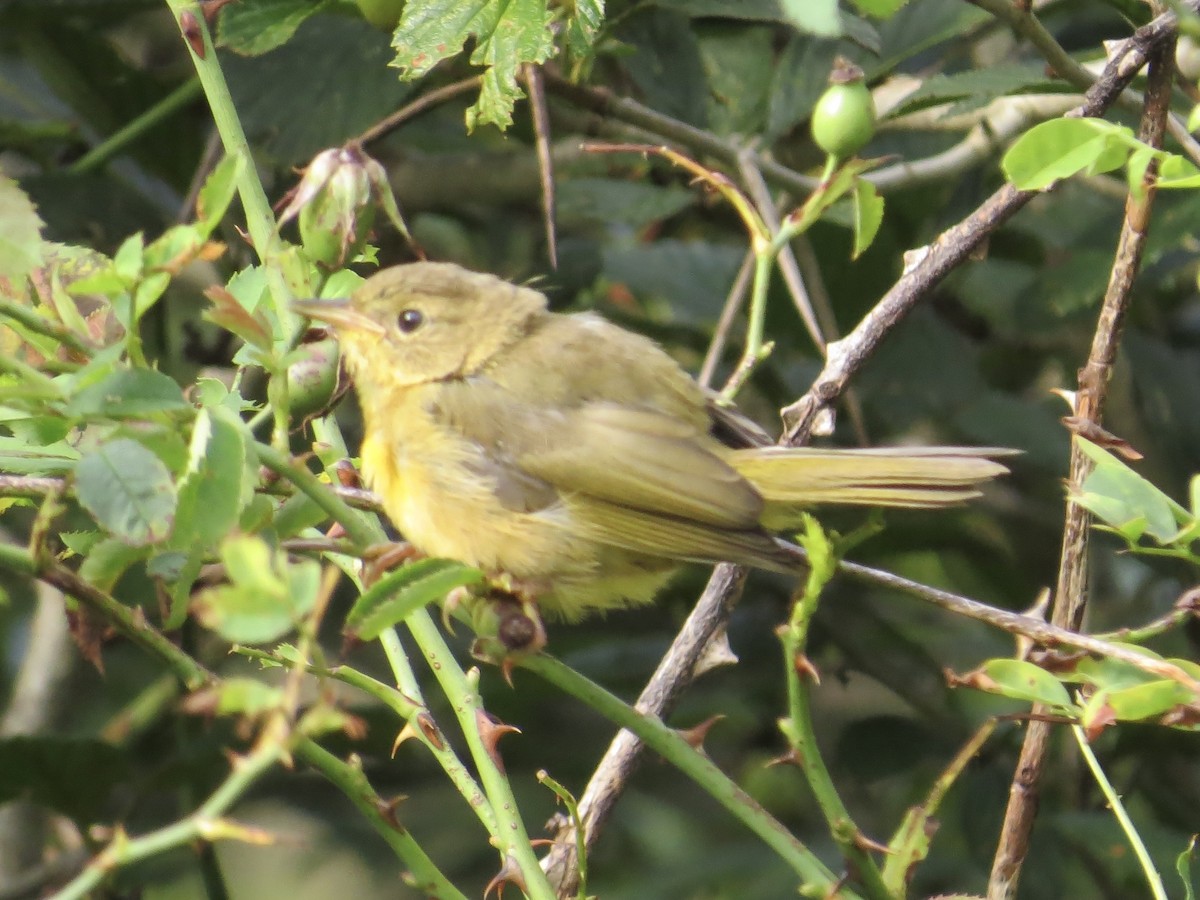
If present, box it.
[293,262,1009,621]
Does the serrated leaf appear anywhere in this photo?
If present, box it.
[217,0,331,55]
[64,367,188,419]
[391,0,555,131]
[980,658,1074,709]
[78,537,151,592]
[1002,118,1140,190]
[345,558,484,641]
[193,535,320,644]
[75,439,176,546]
[213,677,285,716]
[173,407,252,549]
[888,64,1059,120]
[225,16,413,165]
[0,175,46,282]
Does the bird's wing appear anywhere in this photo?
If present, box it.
[428,381,792,569]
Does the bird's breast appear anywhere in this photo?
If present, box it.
[359,401,585,579]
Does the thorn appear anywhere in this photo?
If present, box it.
[694,628,738,676]
[794,652,821,684]
[392,722,419,757]
[852,830,891,854]
[484,854,527,900]
[442,586,471,635]
[676,714,726,752]
[500,657,517,688]
[476,709,521,772]
[1015,587,1051,660]
[765,748,803,768]
[372,794,408,830]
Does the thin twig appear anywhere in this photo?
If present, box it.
[356,76,484,146]
[987,25,1176,900]
[734,149,824,351]
[698,250,754,389]
[523,64,558,269]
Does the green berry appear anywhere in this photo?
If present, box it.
[811,63,876,160]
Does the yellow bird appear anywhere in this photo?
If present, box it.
[294,262,1009,621]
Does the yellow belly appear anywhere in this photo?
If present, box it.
[359,418,677,619]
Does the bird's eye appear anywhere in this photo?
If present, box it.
[397,309,424,333]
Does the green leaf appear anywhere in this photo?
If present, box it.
[557,179,696,231]
[1072,438,1188,545]
[210,677,285,716]
[64,367,188,420]
[1002,118,1140,190]
[1177,835,1197,900]
[1104,680,1193,722]
[978,658,1075,710]
[779,0,840,35]
[78,537,151,592]
[193,535,320,644]
[173,407,253,549]
[195,155,245,235]
[850,0,910,15]
[0,175,45,282]
[217,0,331,55]
[75,439,176,546]
[224,16,413,166]
[0,736,129,824]
[345,558,485,641]
[391,0,555,130]
[851,179,884,259]
[887,64,1059,120]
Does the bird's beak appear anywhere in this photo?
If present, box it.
[292,298,386,335]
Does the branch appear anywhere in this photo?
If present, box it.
[987,23,1177,900]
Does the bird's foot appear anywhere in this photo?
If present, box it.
[360,541,424,587]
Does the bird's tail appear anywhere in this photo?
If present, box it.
[731,446,1011,526]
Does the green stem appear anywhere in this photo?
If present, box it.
[521,653,848,896]
[0,298,94,357]
[1073,725,1168,900]
[254,444,383,549]
[406,610,556,900]
[781,520,889,899]
[0,351,63,398]
[0,544,210,690]
[68,77,204,175]
[296,739,469,900]
[51,733,286,900]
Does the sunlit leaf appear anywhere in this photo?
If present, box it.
[1002,118,1140,190]
[193,535,320,644]
[0,175,45,282]
[391,0,555,130]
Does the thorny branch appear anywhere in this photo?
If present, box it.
[987,19,1178,900]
